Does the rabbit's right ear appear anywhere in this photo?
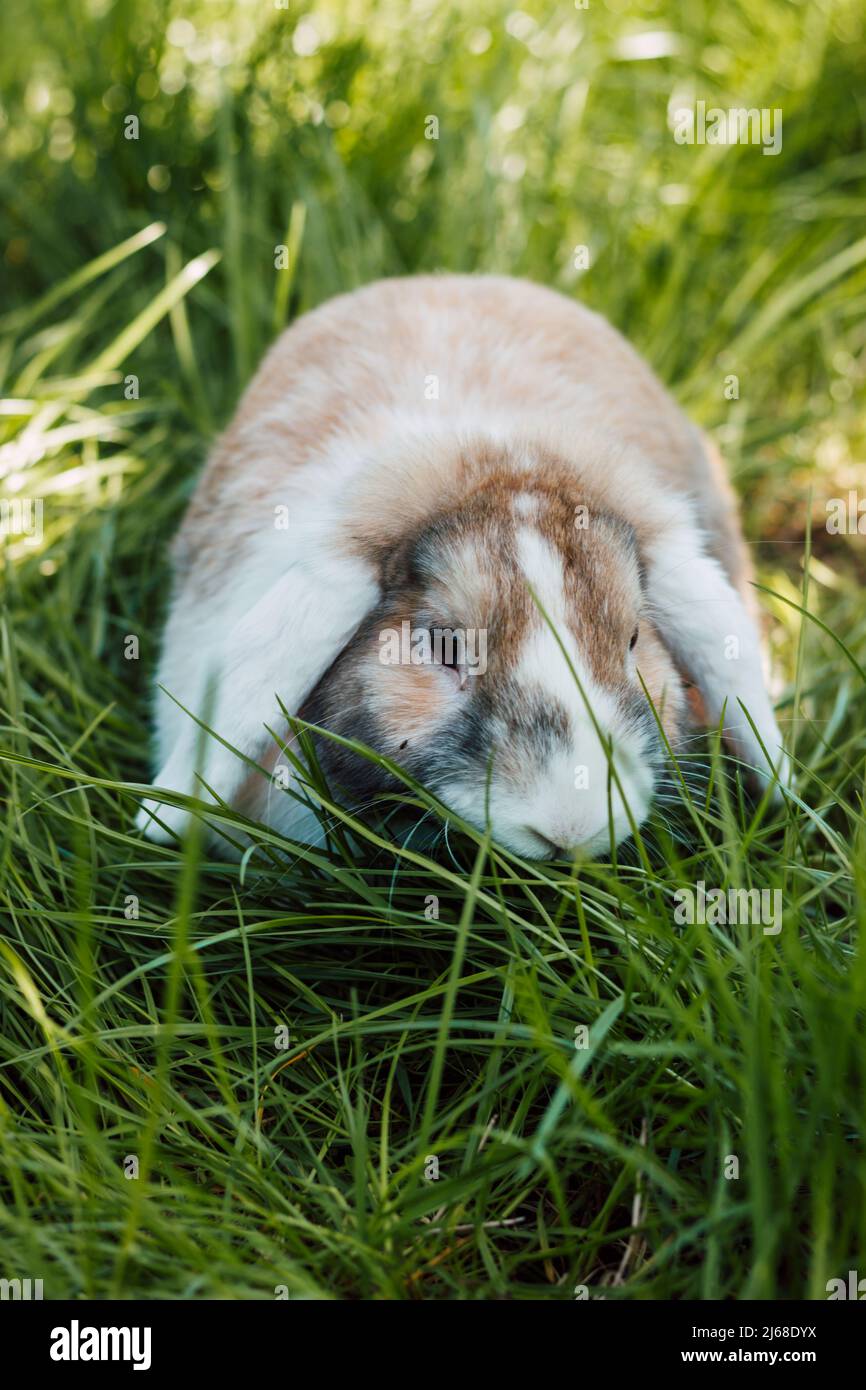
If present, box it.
[380,534,419,590]
[136,553,379,842]
[645,518,788,794]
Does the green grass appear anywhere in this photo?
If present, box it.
[1,0,865,1299]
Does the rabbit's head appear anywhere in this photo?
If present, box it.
[302,439,686,858]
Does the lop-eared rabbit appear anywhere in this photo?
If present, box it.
[137,275,786,858]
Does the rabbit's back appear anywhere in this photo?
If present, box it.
[175,275,746,593]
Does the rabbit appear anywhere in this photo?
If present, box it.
[136,273,787,859]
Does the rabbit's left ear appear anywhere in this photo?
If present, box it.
[645,521,787,794]
[136,554,380,842]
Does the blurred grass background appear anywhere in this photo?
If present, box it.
[0,0,865,1299]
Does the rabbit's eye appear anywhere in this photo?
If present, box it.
[424,624,470,689]
[629,626,639,651]
[439,655,466,689]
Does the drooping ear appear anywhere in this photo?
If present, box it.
[380,532,421,591]
[645,521,787,791]
[136,554,380,841]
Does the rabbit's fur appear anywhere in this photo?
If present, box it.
[137,275,785,857]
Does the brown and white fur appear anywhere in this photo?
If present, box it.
[136,274,787,858]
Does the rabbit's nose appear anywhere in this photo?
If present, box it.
[522,828,568,858]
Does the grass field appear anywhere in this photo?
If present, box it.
[1,0,865,1300]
